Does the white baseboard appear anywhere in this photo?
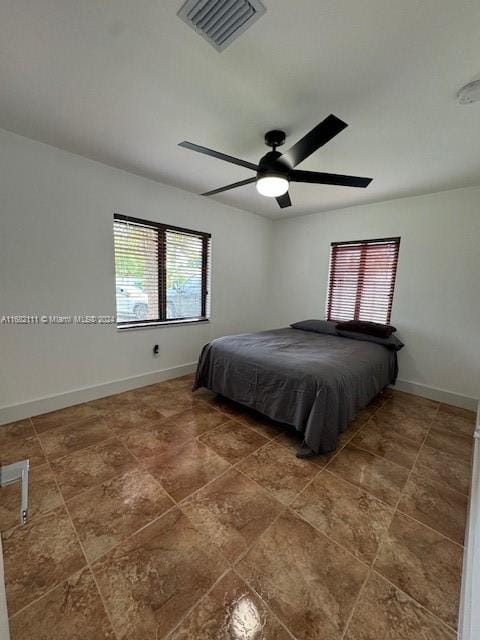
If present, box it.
[459,403,480,640]
[391,378,477,411]
[1,368,477,426]
[0,362,197,425]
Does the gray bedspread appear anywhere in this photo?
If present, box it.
[194,327,398,454]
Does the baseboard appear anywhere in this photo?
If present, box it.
[459,402,480,640]
[391,378,477,411]
[1,368,476,426]
[0,362,197,425]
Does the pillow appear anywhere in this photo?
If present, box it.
[290,319,338,335]
[335,320,397,338]
[337,329,404,351]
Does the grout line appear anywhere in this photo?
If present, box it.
[230,566,297,640]
[6,564,87,622]
[4,386,467,639]
[348,404,452,631]
[292,508,372,570]
[302,465,396,511]
[221,403,389,573]
[44,434,125,466]
[160,568,231,640]
[30,410,112,436]
[233,459,319,509]
[320,464,396,510]
[230,507,288,569]
[369,569,460,634]
[407,466,470,498]
[54,470,123,640]
[394,507,465,548]
[4,436,108,627]
[339,510,392,638]
[345,440,419,472]
[340,402,457,638]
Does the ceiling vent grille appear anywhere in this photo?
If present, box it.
[177,0,266,52]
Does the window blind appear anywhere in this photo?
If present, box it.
[113,214,211,327]
[326,237,400,324]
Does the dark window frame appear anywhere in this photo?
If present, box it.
[114,213,211,329]
[326,236,400,324]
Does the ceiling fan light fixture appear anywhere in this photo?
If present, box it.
[256,175,289,197]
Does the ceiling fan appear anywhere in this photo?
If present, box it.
[179,114,372,209]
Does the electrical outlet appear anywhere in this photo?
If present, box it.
[153,344,159,357]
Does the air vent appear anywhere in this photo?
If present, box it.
[178,0,266,52]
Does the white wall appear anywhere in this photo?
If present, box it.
[0,130,272,415]
[269,188,480,404]
[1,128,479,418]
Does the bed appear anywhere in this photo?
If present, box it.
[193,325,401,456]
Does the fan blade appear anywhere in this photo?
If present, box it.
[282,114,348,167]
[179,141,258,171]
[276,192,292,208]
[201,177,256,196]
[291,170,372,188]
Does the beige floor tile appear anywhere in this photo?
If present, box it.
[105,405,165,433]
[237,510,368,640]
[37,416,114,460]
[380,399,438,423]
[374,513,463,628]
[2,506,85,615]
[351,419,420,469]
[366,410,430,445]
[1,390,469,640]
[32,401,111,433]
[292,470,393,564]
[398,473,468,545]
[144,439,230,502]
[200,420,269,464]
[51,438,136,500]
[326,444,409,506]
[118,418,193,460]
[439,403,476,422]
[425,425,473,462]
[181,468,282,562]
[0,433,46,468]
[67,468,173,561]
[92,507,227,640]
[169,570,292,640]
[235,407,286,439]
[433,409,476,438]
[344,571,455,639]
[238,441,318,505]
[0,463,62,531]
[8,567,116,640]
[0,420,35,446]
[414,445,471,495]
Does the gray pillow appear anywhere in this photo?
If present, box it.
[337,329,404,351]
[290,319,338,335]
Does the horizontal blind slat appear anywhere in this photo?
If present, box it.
[114,217,210,324]
[327,237,400,324]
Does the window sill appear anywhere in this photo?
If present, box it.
[117,318,210,331]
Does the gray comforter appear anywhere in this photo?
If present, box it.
[194,327,398,454]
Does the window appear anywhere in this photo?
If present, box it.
[114,214,211,328]
[326,237,400,324]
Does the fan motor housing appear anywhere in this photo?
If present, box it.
[257,150,290,180]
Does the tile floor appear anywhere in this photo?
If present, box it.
[0,375,475,639]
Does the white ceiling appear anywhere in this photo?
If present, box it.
[1,0,480,219]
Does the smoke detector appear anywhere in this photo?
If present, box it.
[457,79,480,104]
[177,0,266,52]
